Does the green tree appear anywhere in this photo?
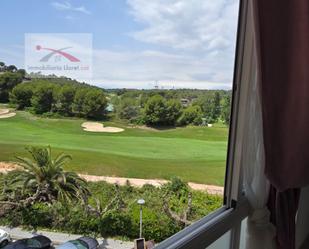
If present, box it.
[221,94,231,125]
[6,65,17,72]
[211,92,221,121]
[143,96,182,126]
[10,83,33,109]
[178,105,203,126]
[193,96,213,120]
[31,83,56,114]
[72,88,88,117]
[117,97,140,122]
[143,95,167,126]
[0,72,23,102]
[17,69,26,78]
[56,85,76,116]
[165,99,182,125]
[0,62,6,72]
[82,89,107,119]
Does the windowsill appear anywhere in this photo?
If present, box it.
[154,198,250,249]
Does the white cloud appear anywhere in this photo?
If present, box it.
[51,1,91,15]
[119,0,239,88]
[90,0,239,89]
[127,0,238,51]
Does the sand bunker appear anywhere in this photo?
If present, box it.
[0,109,10,115]
[82,122,124,133]
[0,108,16,119]
[0,112,16,119]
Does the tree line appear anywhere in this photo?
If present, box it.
[113,89,232,126]
[0,62,25,102]
[10,80,107,119]
[0,62,231,125]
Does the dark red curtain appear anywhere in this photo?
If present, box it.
[253,0,309,248]
[268,187,301,249]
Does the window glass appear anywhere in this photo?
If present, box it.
[0,0,239,246]
[206,231,232,249]
[26,239,41,248]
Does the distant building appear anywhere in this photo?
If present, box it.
[180,98,190,107]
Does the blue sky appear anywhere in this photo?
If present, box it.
[0,0,239,89]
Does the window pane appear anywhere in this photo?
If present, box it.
[206,231,231,249]
[0,0,239,246]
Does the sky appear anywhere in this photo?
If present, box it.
[0,0,239,89]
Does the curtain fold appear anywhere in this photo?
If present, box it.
[242,63,276,248]
[242,44,276,249]
[252,0,309,248]
[268,187,301,249]
[254,0,309,191]
[242,1,276,248]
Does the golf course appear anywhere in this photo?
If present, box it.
[0,109,228,186]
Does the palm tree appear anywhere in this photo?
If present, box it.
[7,146,89,205]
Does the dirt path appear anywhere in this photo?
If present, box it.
[0,162,224,195]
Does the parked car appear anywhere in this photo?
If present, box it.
[3,235,52,249]
[56,237,98,249]
[0,229,11,248]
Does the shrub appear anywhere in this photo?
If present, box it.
[0,178,223,242]
[99,210,133,237]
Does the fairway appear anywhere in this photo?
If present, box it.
[0,111,229,185]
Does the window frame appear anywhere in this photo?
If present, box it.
[154,0,251,248]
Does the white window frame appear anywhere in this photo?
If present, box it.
[154,0,252,248]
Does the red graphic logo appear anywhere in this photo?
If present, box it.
[36,45,80,62]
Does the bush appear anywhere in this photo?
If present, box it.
[0,178,222,242]
[99,210,133,237]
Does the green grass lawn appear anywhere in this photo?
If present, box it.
[0,111,229,185]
